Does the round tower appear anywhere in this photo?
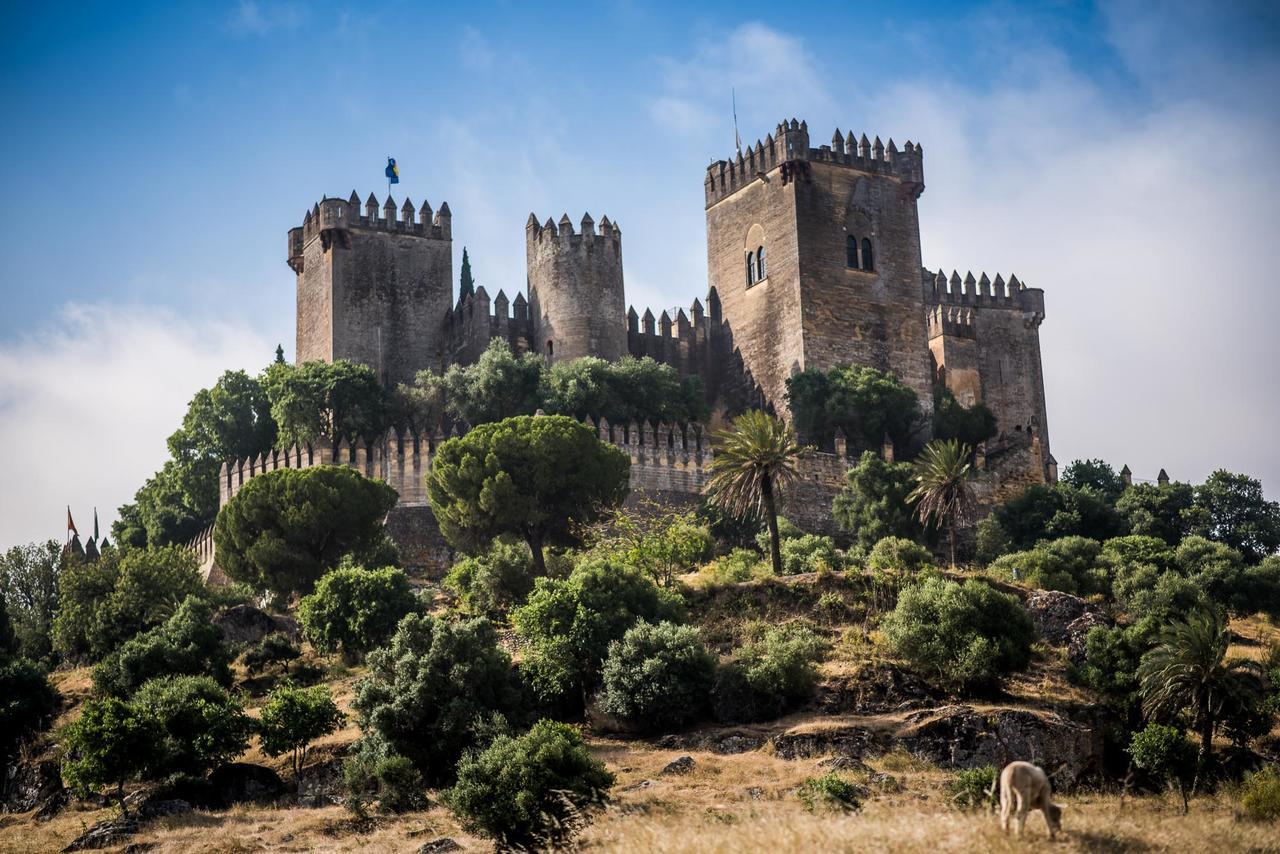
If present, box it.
[525,212,626,363]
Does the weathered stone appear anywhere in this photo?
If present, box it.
[416,839,461,853]
[212,604,298,646]
[62,818,139,851]
[714,735,763,755]
[207,763,286,806]
[3,758,62,813]
[660,756,695,775]
[1024,590,1110,648]
[771,727,876,761]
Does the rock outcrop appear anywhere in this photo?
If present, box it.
[1024,590,1112,662]
[212,605,298,646]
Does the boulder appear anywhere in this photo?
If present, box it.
[1065,611,1112,663]
[212,604,298,646]
[1024,590,1110,652]
[62,818,139,851]
[208,763,286,806]
[417,840,462,853]
[817,662,940,715]
[770,727,876,761]
[3,758,63,813]
[713,735,763,755]
[660,756,695,775]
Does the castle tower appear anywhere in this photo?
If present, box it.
[703,119,935,423]
[289,192,453,387]
[525,212,626,363]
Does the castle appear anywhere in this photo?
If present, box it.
[198,118,1054,578]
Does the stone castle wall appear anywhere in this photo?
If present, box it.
[527,214,627,364]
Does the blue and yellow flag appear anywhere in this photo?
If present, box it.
[385,157,400,184]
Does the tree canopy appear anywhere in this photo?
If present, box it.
[785,364,922,454]
[264,359,389,448]
[1192,470,1280,563]
[832,451,922,551]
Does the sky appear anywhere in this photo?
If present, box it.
[1,0,1278,547]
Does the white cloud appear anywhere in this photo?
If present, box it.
[226,0,304,37]
[0,304,272,548]
[459,26,495,71]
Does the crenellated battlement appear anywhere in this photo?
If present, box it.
[923,268,1045,321]
[289,191,451,272]
[525,212,621,254]
[704,118,926,207]
[927,304,977,340]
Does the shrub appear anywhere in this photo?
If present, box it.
[60,696,160,814]
[945,765,997,810]
[0,540,62,665]
[514,557,683,706]
[779,534,842,575]
[1242,557,1280,620]
[0,657,58,763]
[712,623,828,723]
[597,621,715,731]
[447,719,614,848]
[622,515,716,588]
[867,536,932,574]
[1241,764,1280,822]
[700,548,765,585]
[343,738,429,815]
[754,516,804,552]
[131,675,253,777]
[260,683,344,789]
[92,596,231,697]
[881,577,1035,693]
[444,539,538,617]
[1128,723,1196,811]
[299,564,417,659]
[351,613,523,784]
[833,452,922,553]
[989,536,1103,595]
[797,772,862,813]
[1068,618,1158,723]
[242,631,300,675]
[1113,565,1207,623]
[974,515,1013,564]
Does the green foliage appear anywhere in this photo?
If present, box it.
[778,534,842,575]
[932,386,997,449]
[54,545,205,662]
[785,364,921,454]
[131,675,253,777]
[908,439,976,567]
[514,558,683,706]
[597,621,715,731]
[243,631,300,675]
[298,564,418,659]
[699,548,766,585]
[264,359,388,447]
[989,536,1104,595]
[447,719,614,848]
[1244,556,1280,621]
[351,613,523,784]
[707,411,803,577]
[60,696,158,810]
[1128,723,1196,791]
[974,515,1013,563]
[0,540,61,664]
[712,622,828,723]
[945,765,997,810]
[92,596,231,697]
[0,590,13,659]
[115,368,277,548]
[882,577,1035,693]
[833,451,922,552]
[259,683,344,785]
[345,748,428,814]
[1069,618,1159,723]
[1192,470,1280,564]
[1061,459,1126,503]
[797,772,862,813]
[753,516,804,552]
[214,465,399,596]
[542,354,708,425]
[618,515,715,588]
[444,539,539,617]
[1116,482,1197,545]
[435,339,546,426]
[867,536,933,574]
[994,482,1124,551]
[0,657,58,762]
[459,247,475,300]
[1241,764,1280,822]
[427,415,630,574]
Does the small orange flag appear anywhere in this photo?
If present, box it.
[67,506,78,537]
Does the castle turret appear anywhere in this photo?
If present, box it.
[291,191,453,387]
[526,212,626,362]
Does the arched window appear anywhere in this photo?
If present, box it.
[546,340,554,358]
[861,238,874,271]
[745,252,756,286]
[846,235,859,268]
[756,246,766,281]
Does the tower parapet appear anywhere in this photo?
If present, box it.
[526,212,627,362]
[704,118,925,207]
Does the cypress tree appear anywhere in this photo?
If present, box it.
[460,248,475,301]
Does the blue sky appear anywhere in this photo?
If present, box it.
[1,1,1278,545]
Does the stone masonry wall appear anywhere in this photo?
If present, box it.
[527,214,627,364]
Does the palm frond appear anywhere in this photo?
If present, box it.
[705,411,802,518]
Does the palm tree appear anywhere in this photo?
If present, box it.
[706,411,802,576]
[1138,608,1266,778]
[906,439,975,568]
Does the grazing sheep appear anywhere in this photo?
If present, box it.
[991,761,1063,839]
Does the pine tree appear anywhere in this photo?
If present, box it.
[460,248,475,301]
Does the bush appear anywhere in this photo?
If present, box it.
[1128,723,1196,809]
[989,536,1103,595]
[797,772,862,813]
[260,683,344,788]
[299,564,417,659]
[712,623,828,723]
[779,534,842,575]
[945,765,997,810]
[0,657,58,763]
[0,540,62,665]
[597,621,715,731]
[754,516,804,552]
[444,539,538,617]
[881,577,1035,693]
[343,737,429,815]
[514,557,683,706]
[621,515,715,587]
[447,719,614,848]
[1068,618,1158,723]
[131,675,253,777]
[1241,764,1280,822]
[974,515,1013,564]
[53,546,205,662]
[92,596,231,697]
[700,548,765,585]
[867,536,932,574]
[351,613,523,784]
[60,697,158,811]
[242,631,300,675]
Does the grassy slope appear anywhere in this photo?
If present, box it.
[2,569,1277,853]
